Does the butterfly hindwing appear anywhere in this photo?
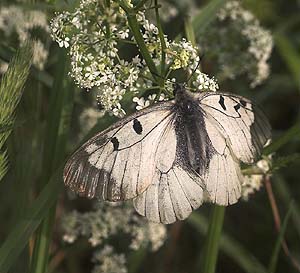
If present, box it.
[63,102,176,201]
[133,119,204,224]
[133,165,204,224]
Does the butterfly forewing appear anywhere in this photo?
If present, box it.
[199,93,271,164]
[63,102,176,201]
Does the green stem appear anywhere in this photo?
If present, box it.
[118,0,161,85]
[133,0,149,12]
[154,0,166,77]
[201,205,225,273]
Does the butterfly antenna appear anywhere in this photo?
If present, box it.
[186,53,205,83]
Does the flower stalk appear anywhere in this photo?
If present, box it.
[118,0,161,85]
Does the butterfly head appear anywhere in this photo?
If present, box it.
[173,82,197,114]
[173,82,187,97]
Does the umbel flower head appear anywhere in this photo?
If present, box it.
[199,0,273,87]
[62,202,167,273]
[50,0,219,117]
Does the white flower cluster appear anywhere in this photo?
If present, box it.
[133,93,166,110]
[193,70,219,92]
[50,1,140,117]
[62,202,167,272]
[242,156,272,200]
[132,70,219,111]
[92,245,127,273]
[50,0,216,117]
[200,0,273,87]
[0,6,49,72]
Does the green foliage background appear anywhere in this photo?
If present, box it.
[0,0,299,273]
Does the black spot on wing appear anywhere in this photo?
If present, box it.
[234,103,240,112]
[219,96,226,111]
[240,99,247,107]
[111,137,119,151]
[133,118,143,134]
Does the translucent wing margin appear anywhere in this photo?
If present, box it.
[63,102,176,201]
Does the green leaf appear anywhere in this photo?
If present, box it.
[271,154,300,172]
[188,212,267,273]
[192,0,228,37]
[268,202,293,273]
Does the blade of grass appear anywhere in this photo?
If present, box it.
[268,202,293,273]
[0,108,115,272]
[30,48,74,273]
[188,212,267,273]
[274,33,300,90]
[273,175,300,239]
[192,0,228,37]
[263,123,300,155]
[0,167,62,273]
[200,205,225,273]
[184,19,196,46]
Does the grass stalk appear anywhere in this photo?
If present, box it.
[0,43,32,182]
[268,203,293,273]
[188,212,267,273]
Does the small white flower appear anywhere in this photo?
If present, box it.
[133,97,150,110]
[242,155,272,200]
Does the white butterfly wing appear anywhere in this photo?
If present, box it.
[64,87,271,223]
[197,92,271,205]
[64,102,177,201]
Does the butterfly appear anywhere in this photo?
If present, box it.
[63,83,271,224]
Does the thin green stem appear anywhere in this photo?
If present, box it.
[118,0,161,85]
[133,0,149,12]
[154,0,166,78]
[201,205,225,273]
